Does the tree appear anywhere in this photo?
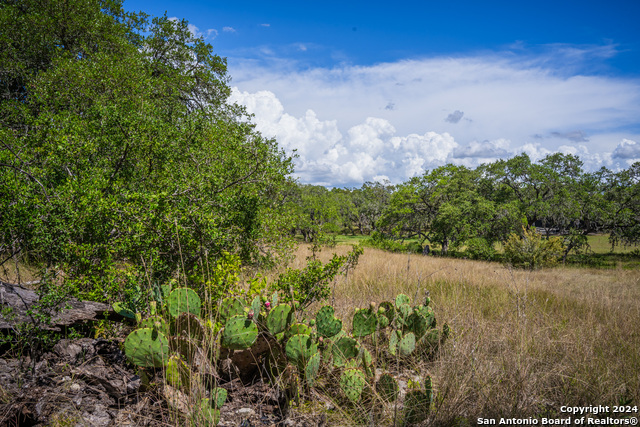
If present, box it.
[0,0,294,302]
[287,184,340,243]
[604,162,640,247]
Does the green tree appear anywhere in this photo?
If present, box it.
[604,162,640,247]
[288,184,340,243]
[0,0,294,302]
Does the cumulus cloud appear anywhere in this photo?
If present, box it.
[226,45,640,184]
[230,86,639,185]
[445,110,465,124]
[223,26,236,33]
[229,47,640,149]
[230,88,462,186]
[612,139,640,161]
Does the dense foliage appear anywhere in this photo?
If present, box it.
[0,0,294,301]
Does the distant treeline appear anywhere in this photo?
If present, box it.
[286,153,640,259]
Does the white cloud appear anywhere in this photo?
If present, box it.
[227,46,640,185]
[232,87,640,185]
[223,26,236,33]
[186,23,217,39]
[612,139,640,165]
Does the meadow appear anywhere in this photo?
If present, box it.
[287,243,640,425]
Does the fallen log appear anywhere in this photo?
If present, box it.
[0,281,125,331]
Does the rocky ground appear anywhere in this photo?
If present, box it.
[0,282,325,426]
[0,337,326,426]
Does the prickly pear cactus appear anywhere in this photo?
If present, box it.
[113,302,136,319]
[315,306,342,338]
[398,332,416,357]
[378,301,395,324]
[407,311,428,339]
[173,312,205,341]
[396,303,412,326]
[340,368,366,402]
[212,387,228,409]
[166,355,190,388]
[124,327,170,368]
[395,294,410,307]
[404,378,432,425]
[352,307,377,337]
[138,315,169,336]
[219,297,245,323]
[287,323,312,338]
[266,304,292,335]
[332,336,359,367]
[388,330,402,356]
[285,334,317,367]
[305,351,321,387]
[198,398,221,425]
[222,315,258,350]
[376,373,399,402]
[167,288,201,318]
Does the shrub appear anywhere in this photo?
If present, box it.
[465,237,496,260]
[503,228,564,269]
[406,241,424,254]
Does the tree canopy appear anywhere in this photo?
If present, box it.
[0,0,294,301]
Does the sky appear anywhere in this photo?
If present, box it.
[125,0,640,187]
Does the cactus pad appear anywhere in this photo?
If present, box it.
[377,313,390,329]
[395,294,410,307]
[165,355,190,388]
[305,351,321,387]
[212,387,227,409]
[124,327,170,368]
[340,368,366,402]
[332,336,359,367]
[285,333,317,366]
[388,330,401,356]
[397,303,412,326]
[219,297,246,323]
[222,315,258,350]
[173,312,205,341]
[376,373,399,402]
[250,296,261,320]
[407,311,428,339]
[113,302,136,319]
[167,288,201,318]
[378,301,395,323]
[352,308,377,337]
[137,315,169,336]
[398,332,416,356]
[287,323,312,338]
[266,304,292,335]
[198,398,221,425]
[315,306,342,338]
[169,335,197,364]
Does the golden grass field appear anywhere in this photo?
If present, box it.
[288,244,640,425]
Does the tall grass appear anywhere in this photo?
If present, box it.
[291,245,640,424]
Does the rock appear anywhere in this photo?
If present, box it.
[237,407,255,416]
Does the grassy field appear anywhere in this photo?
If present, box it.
[288,244,640,425]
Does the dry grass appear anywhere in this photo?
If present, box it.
[292,244,640,424]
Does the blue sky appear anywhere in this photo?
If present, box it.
[125,0,640,186]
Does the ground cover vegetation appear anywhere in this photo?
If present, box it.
[1,0,639,425]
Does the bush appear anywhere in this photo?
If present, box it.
[503,228,564,269]
[465,237,496,260]
[406,241,424,254]
[362,231,407,253]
